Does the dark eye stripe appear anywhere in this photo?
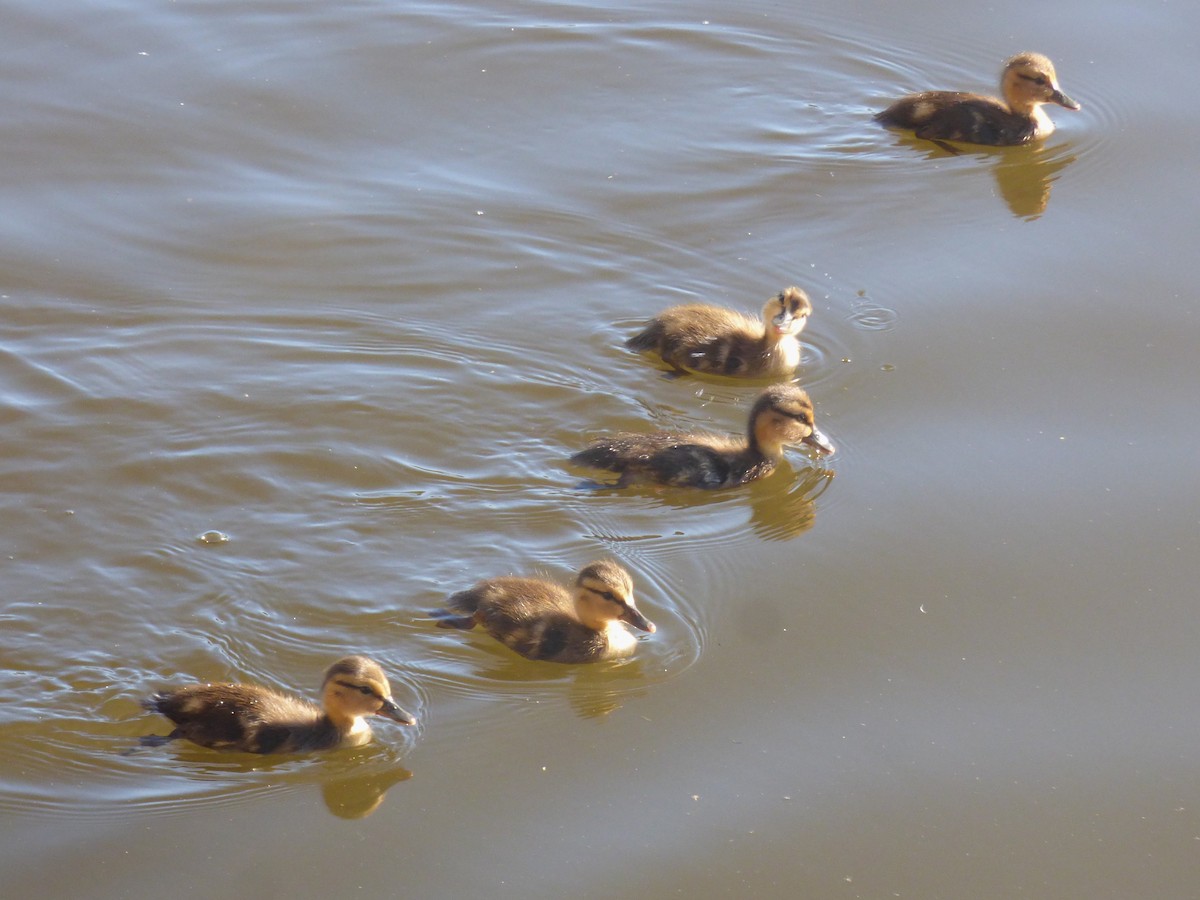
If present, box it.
[584,585,625,606]
[336,679,379,699]
[777,407,813,424]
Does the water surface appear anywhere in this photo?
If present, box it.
[3,0,1200,897]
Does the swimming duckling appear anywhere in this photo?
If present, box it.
[570,383,834,489]
[626,287,812,377]
[432,559,655,663]
[875,52,1080,146]
[140,655,416,754]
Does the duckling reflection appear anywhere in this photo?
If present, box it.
[321,766,413,819]
[432,560,655,663]
[439,648,651,718]
[993,144,1078,219]
[747,461,835,541]
[627,287,812,378]
[876,52,1080,148]
[567,658,650,719]
[886,131,1078,219]
[571,384,834,489]
[140,656,416,754]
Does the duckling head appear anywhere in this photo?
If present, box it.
[749,384,835,459]
[321,656,417,730]
[1001,52,1080,116]
[762,287,812,338]
[574,560,656,634]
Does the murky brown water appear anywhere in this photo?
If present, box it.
[3,0,1199,897]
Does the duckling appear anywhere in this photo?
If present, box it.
[140,655,416,754]
[875,52,1080,146]
[432,559,655,663]
[626,287,812,377]
[570,383,834,489]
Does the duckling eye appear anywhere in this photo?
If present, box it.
[600,591,617,602]
[357,685,374,696]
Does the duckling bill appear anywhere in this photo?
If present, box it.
[570,383,834,489]
[627,287,812,378]
[876,52,1079,146]
[140,656,415,754]
[432,559,654,663]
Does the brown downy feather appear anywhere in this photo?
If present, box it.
[432,560,655,663]
[875,52,1079,146]
[141,655,415,754]
[627,287,811,377]
[570,383,834,489]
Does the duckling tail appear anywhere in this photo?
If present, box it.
[568,445,628,473]
[136,732,179,748]
[625,322,663,352]
[141,693,170,713]
[429,608,478,630]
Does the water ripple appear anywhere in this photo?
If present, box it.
[848,291,900,331]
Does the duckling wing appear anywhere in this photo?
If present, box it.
[680,334,758,376]
[485,608,607,662]
[501,614,602,662]
[573,432,752,487]
[464,580,605,662]
[642,442,738,488]
[670,319,765,375]
[149,684,269,749]
[249,718,338,754]
[878,92,1034,145]
[628,306,764,375]
[875,91,970,128]
[570,432,683,473]
[918,99,1034,144]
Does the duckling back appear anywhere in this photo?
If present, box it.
[437,577,610,663]
[875,52,1079,146]
[571,383,832,489]
[435,563,652,663]
[141,656,414,754]
[875,91,1047,145]
[570,430,762,489]
[144,683,336,753]
[627,295,803,378]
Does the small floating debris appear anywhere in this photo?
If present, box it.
[197,530,230,545]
